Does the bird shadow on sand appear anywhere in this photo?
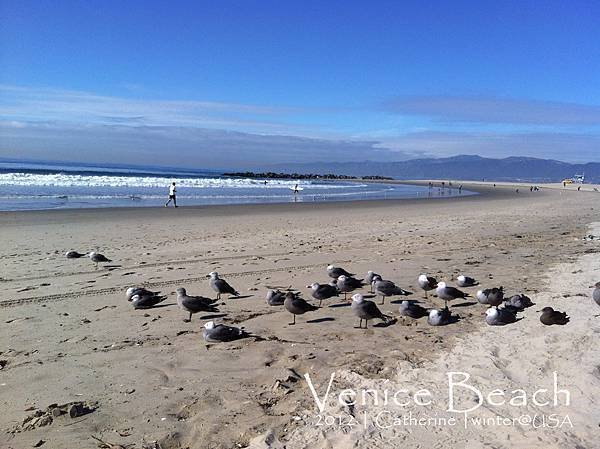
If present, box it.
[307,317,335,323]
[390,299,412,304]
[373,318,398,328]
[199,313,228,320]
[443,315,461,325]
[329,302,351,308]
[451,301,477,308]
[233,295,253,299]
[147,303,177,309]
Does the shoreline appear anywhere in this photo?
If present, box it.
[0,180,555,220]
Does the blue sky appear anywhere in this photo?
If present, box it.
[1,0,599,167]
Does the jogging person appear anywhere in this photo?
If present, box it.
[165,182,178,207]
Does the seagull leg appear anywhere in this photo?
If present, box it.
[289,314,296,325]
[365,319,369,329]
[319,299,323,307]
[424,290,428,299]
[380,296,384,305]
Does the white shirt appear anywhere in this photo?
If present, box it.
[169,185,176,195]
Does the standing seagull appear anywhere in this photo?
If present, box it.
[351,294,391,329]
[307,282,339,306]
[539,307,570,325]
[337,275,365,300]
[88,251,111,268]
[372,279,411,305]
[590,282,600,316]
[202,321,248,342]
[176,287,219,322]
[284,291,318,325]
[436,282,469,308]
[365,271,382,293]
[476,287,504,307]
[427,307,454,326]
[417,274,437,298]
[485,307,518,326]
[456,275,478,287]
[208,272,239,300]
[327,265,354,279]
[399,300,428,319]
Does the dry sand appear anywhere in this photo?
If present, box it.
[1,182,599,449]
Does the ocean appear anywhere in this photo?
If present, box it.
[0,160,474,211]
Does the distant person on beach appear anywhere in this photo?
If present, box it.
[165,182,178,207]
[293,183,299,194]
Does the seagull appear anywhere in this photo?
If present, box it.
[372,279,411,305]
[327,265,354,279]
[88,251,111,268]
[539,307,570,325]
[417,274,437,298]
[485,307,518,326]
[336,275,365,300]
[131,292,167,309]
[176,287,219,322]
[427,307,454,326]
[284,291,318,325]
[208,272,239,300]
[202,321,248,342]
[436,282,468,308]
[266,289,286,306]
[590,282,600,316]
[126,287,161,301]
[365,271,382,293]
[351,294,391,329]
[476,287,504,307]
[398,300,428,319]
[504,294,534,311]
[65,250,85,259]
[307,282,339,306]
[456,275,478,287]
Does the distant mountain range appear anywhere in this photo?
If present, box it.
[265,155,600,183]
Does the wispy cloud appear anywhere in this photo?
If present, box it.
[382,95,600,126]
[0,84,304,133]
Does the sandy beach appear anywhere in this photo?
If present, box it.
[1,182,599,449]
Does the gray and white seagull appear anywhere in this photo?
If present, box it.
[417,274,437,298]
[372,278,411,305]
[208,271,240,300]
[176,287,219,322]
[307,282,339,306]
[351,294,391,329]
[327,265,354,279]
[435,282,469,308]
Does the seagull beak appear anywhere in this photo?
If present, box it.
[306,285,311,288]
